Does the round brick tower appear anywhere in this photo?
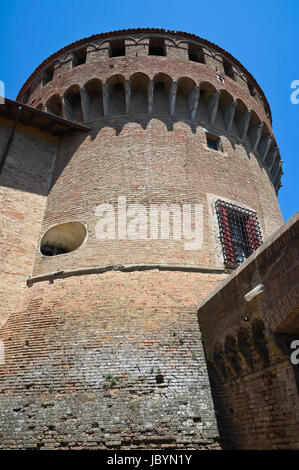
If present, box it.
[0,29,283,449]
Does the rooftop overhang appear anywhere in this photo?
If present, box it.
[0,98,90,135]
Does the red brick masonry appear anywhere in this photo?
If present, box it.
[198,212,299,449]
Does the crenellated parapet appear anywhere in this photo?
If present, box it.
[17,30,271,120]
[16,30,282,193]
[39,73,281,193]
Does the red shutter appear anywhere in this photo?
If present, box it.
[217,204,236,265]
[245,215,261,253]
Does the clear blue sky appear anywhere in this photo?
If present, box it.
[0,0,298,221]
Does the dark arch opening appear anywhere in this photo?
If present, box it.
[175,77,196,119]
[153,73,172,115]
[64,85,84,122]
[107,75,126,115]
[84,79,104,121]
[46,94,63,117]
[130,73,149,114]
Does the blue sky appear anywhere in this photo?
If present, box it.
[0,0,298,221]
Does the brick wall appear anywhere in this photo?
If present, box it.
[32,118,283,276]
[0,30,288,450]
[0,118,58,327]
[0,271,225,449]
[197,213,299,449]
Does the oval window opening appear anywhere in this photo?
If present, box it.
[40,222,86,257]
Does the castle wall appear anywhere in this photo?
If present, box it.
[32,118,282,277]
[0,118,58,327]
[20,31,272,126]
[197,213,299,449]
[0,270,225,450]
[0,30,289,450]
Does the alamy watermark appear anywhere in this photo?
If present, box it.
[290,340,299,366]
[290,80,299,104]
[95,196,203,250]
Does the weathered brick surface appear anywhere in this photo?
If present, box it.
[32,117,282,276]
[0,118,58,327]
[0,271,225,449]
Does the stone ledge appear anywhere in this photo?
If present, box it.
[27,263,229,286]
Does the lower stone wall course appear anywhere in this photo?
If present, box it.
[0,271,225,450]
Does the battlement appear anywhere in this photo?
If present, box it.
[16,30,282,193]
[17,30,272,121]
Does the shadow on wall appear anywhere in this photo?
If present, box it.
[0,125,86,196]
[0,68,281,197]
[47,113,232,192]
[49,113,277,194]
[48,116,193,192]
[41,72,282,194]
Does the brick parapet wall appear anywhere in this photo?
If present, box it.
[18,31,271,124]
[197,213,299,449]
[19,33,282,194]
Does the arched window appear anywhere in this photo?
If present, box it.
[175,77,196,119]
[197,82,217,123]
[84,79,104,120]
[153,73,172,115]
[107,75,126,115]
[46,94,63,117]
[130,73,149,114]
[64,85,84,122]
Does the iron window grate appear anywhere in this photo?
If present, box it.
[215,200,262,267]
